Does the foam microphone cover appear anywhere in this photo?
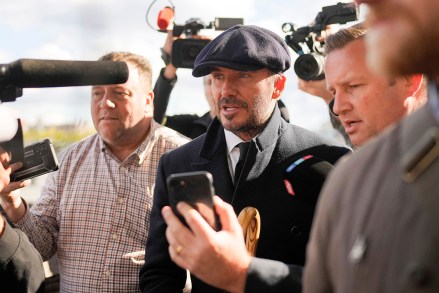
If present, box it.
[283,155,334,206]
[5,59,129,88]
[0,105,18,143]
[157,6,174,31]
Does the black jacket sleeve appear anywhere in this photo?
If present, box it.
[245,258,302,293]
[153,67,177,124]
[0,218,45,293]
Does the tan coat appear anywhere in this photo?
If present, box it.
[304,103,439,293]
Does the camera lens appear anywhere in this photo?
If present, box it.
[294,53,325,81]
[172,39,210,69]
[186,46,202,59]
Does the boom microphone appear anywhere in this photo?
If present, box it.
[0,59,129,88]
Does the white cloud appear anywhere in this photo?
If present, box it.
[30,43,74,60]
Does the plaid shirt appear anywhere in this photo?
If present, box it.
[16,121,189,292]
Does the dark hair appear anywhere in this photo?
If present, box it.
[98,52,153,88]
[325,22,368,56]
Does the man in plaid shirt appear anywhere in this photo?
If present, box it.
[0,52,189,292]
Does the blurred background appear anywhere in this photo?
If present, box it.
[1,0,365,203]
[0,0,365,128]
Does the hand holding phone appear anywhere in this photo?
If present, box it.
[167,171,220,231]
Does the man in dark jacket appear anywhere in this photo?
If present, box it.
[140,25,350,293]
[0,146,45,293]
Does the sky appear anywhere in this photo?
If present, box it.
[0,0,364,138]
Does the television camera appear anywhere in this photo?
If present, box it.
[171,17,243,69]
[283,2,358,80]
[155,6,243,68]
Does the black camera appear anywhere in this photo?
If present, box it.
[172,37,210,69]
[172,17,244,69]
[10,138,59,182]
[283,2,358,80]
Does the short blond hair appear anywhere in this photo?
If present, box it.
[324,23,367,56]
[98,52,153,89]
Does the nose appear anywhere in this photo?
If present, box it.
[329,99,338,116]
[332,92,352,116]
[220,77,238,98]
[100,93,115,109]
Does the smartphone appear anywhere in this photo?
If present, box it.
[10,138,59,182]
[167,171,220,231]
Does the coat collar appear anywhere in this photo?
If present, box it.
[193,111,213,128]
[254,105,286,152]
[199,104,283,160]
[195,105,284,200]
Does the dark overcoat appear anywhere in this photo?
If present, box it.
[140,106,350,292]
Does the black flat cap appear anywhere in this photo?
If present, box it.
[192,24,291,77]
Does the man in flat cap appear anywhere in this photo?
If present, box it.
[140,25,349,293]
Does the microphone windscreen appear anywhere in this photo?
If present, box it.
[157,6,174,31]
[7,59,129,88]
[0,105,18,143]
[283,155,334,206]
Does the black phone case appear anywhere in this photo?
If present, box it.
[167,171,220,230]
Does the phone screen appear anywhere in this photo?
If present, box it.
[167,171,219,230]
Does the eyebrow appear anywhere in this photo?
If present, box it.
[330,74,367,90]
[326,77,351,92]
[112,85,128,90]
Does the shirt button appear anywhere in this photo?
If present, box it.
[349,235,368,264]
[290,225,303,237]
[104,269,111,276]
[111,233,118,240]
[117,197,124,204]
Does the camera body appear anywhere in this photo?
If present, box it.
[283,2,358,80]
[172,38,211,69]
[171,17,244,69]
[10,138,59,182]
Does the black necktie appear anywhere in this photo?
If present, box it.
[234,142,250,184]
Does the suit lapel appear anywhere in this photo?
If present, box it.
[232,106,284,201]
[191,118,235,203]
[244,106,283,180]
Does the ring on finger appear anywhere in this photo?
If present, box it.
[176,245,184,255]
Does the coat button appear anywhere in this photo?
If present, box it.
[407,263,431,288]
[290,225,302,237]
[348,235,367,264]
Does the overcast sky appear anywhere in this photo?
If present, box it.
[0,0,364,138]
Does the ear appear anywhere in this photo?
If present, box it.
[403,74,425,113]
[405,74,423,96]
[403,96,417,113]
[145,90,154,105]
[145,90,154,114]
[272,74,286,100]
